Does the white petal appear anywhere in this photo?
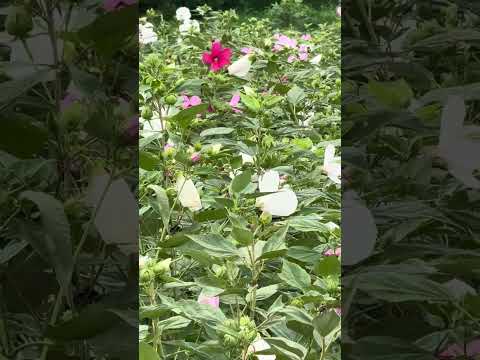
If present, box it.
[342,191,377,265]
[259,170,280,192]
[241,152,254,164]
[323,144,341,184]
[439,96,480,188]
[310,54,322,65]
[257,189,297,217]
[228,55,252,78]
[176,176,202,211]
[86,172,138,255]
[247,339,276,360]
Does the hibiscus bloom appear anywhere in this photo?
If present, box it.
[301,34,312,41]
[241,47,253,54]
[103,0,136,12]
[229,93,242,113]
[182,95,202,109]
[197,295,220,309]
[202,41,232,72]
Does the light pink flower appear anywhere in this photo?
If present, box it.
[198,295,220,309]
[182,95,202,109]
[229,93,242,113]
[276,35,297,49]
[324,247,341,257]
[190,152,201,163]
[287,55,297,63]
[334,308,341,316]
[202,40,232,72]
[164,143,174,151]
[301,34,312,41]
[299,52,308,61]
[60,93,79,111]
[103,0,136,12]
[241,47,253,54]
[272,44,283,52]
[439,338,480,358]
[299,44,310,53]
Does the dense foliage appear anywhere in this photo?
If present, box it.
[139,3,341,360]
[343,0,480,358]
[0,1,138,359]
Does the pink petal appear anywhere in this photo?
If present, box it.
[324,249,335,256]
[198,295,220,309]
[440,339,480,358]
[229,94,241,107]
[241,47,252,54]
[211,41,223,57]
[202,52,213,65]
[182,95,191,109]
[287,55,297,63]
[301,34,312,41]
[335,247,341,256]
[190,96,202,106]
[299,52,308,61]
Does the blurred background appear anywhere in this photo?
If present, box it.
[140,0,338,26]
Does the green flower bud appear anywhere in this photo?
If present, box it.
[6,5,33,38]
[259,211,272,225]
[141,106,153,120]
[140,268,154,283]
[152,258,171,275]
[165,94,177,105]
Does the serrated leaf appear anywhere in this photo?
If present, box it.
[278,259,311,292]
[20,191,72,290]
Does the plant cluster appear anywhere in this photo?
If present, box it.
[139,4,341,360]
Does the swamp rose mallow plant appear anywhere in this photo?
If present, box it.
[202,41,232,72]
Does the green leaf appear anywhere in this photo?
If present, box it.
[246,284,280,303]
[0,113,48,158]
[170,103,209,127]
[231,226,253,246]
[186,234,239,258]
[139,151,159,171]
[313,309,340,337]
[230,170,252,194]
[367,79,413,109]
[0,68,53,108]
[200,127,234,137]
[147,185,170,227]
[194,208,228,222]
[139,342,160,360]
[258,337,307,360]
[287,214,329,233]
[278,259,311,292]
[20,191,72,290]
[287,86,306,106]
[240,94,261,112]
[157,316,191,331]
[356,273,453,302]
[260,225,288,260]
[314,256,341,277]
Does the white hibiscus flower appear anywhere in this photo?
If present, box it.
[139,22,157,44]
[176,7,191,21]
[256,170,298,217]
[439,95,480,188]
[323,144,341,184]
[176,175,202,211]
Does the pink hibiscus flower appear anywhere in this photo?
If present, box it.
[190,152,201,163]
[229,93,242,113]
[287,55,297,63]
[324,247,341,257]
[241,47,253,55]
[439,338,480,358]
[276,35,297,49]
[198,295,220,309]
[202,41,232,72]
[103,0,136,12]
[60,93,79,111]
[301,34,312,41]
[299,52,308,61]
[182,95,202,109]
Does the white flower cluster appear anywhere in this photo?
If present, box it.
[139,21,157,45]
[176,7,200,35]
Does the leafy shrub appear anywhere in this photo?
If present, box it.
[139,4,341,360]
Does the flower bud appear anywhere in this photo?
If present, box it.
[190,152,201,163]
[259,211,272,225]
[165,94,177,105]
[141,106,153,120]
[6,5,33,38]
